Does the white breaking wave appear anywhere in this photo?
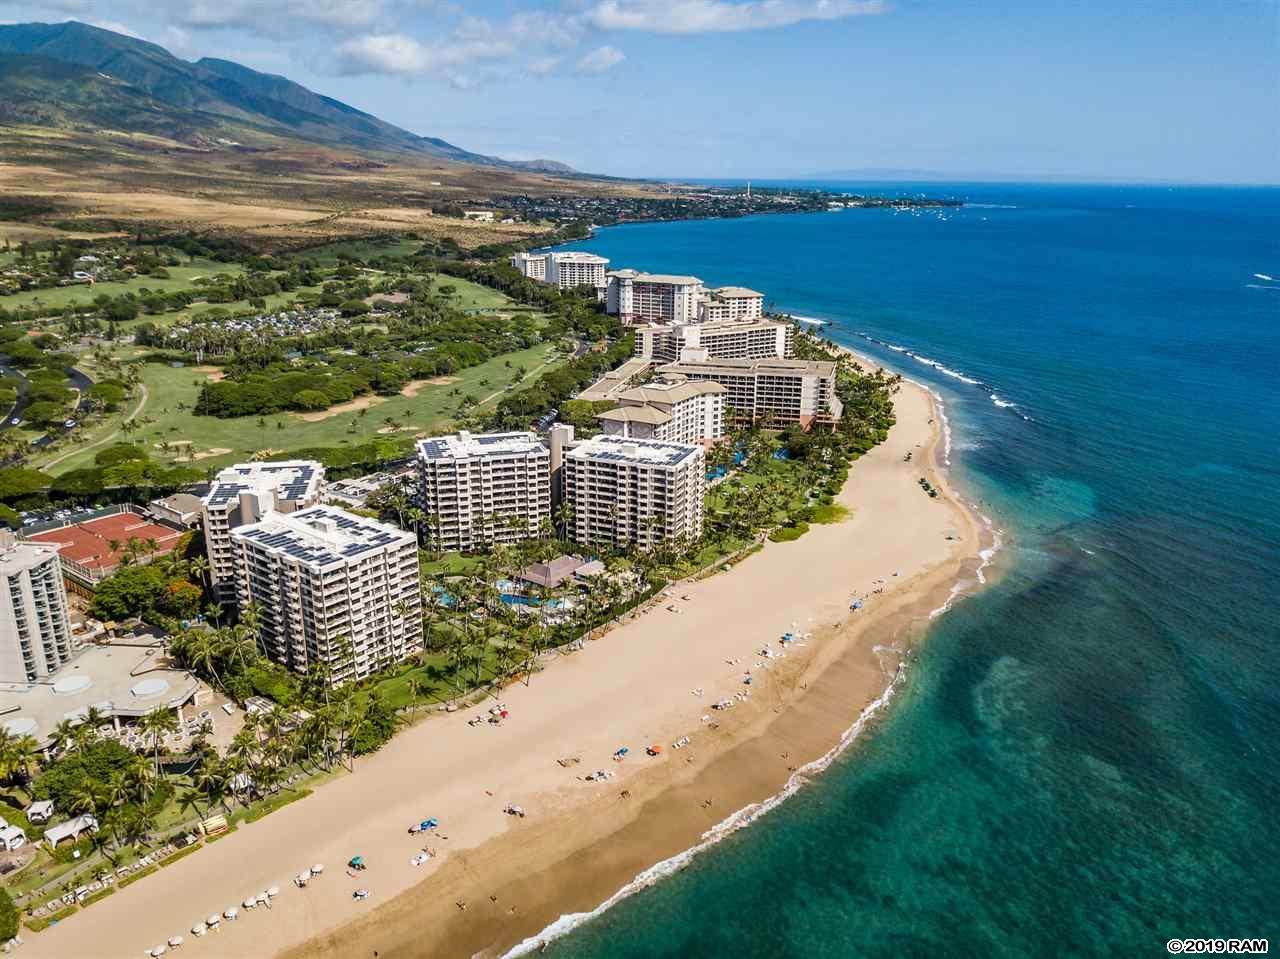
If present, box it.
[1253,273,1274,281]
[790,314,829,326]
[990,393,1015,409]
[501,668,908,957]
[906,352,983,386]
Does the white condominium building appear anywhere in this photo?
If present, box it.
[546,252,609,291]
[509,251,548,281]
[0,532,74,684]
[563,435,705,548]
[606,271,704,325]
[698,286,765,323]
[230,505,422,686]
[202,461,325,604]
[657,358,844,428]
[633,318,793,363]
[417,431,551,552]
[597,378,726,445]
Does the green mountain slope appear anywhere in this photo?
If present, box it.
[0,20,571,170]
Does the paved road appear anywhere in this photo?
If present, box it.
[0,361,29,428]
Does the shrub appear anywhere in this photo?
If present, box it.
[0,886,17,940]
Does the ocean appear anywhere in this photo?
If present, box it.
[532,183,1280,956]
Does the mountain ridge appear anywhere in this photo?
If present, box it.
[0,20,575,172]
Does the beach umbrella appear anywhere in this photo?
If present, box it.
[294,872,309,886]
[243,897,257,909]
[151,947,167,957]
[348,856,362,868]
[207,914,221,927]
[311,863,325,874]
[190,924,206,937]
[266,886,280,897]
[168,936,184,948]
[224,907,238,920]
[256,893,269,904]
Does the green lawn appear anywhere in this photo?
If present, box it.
[429,274,512,311]
[359,646,503,712]
[0,258,246,312]
[40,341,565,474]
[420,552,488,576]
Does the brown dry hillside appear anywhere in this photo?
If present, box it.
[0,125,656,250]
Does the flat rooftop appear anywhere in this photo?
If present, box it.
[0,540,59,576]
[550,251,608,264]
[26,511,183,573]
[417,430,548,461]
[660,357,837,378]
[0,642,201,747]
[634,273,703,287]
[567,434,702,468]
[232,504,413,569]
[712,286,765,299]
[204,460,323,509]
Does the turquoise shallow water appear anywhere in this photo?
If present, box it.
[533,184,1280,956]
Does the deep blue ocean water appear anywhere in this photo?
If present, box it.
[536,184,1280,957]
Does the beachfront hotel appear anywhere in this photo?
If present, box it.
[230,505,422,685]
[201,460,326,605]
[633,317,793,363]
[606,270,704,325]
[658,358,844,428]
[416,431,551,552]
[563,435,706,548]
[597,378,726,445]
[698,286,765,323]
[545,251,609,291]
[509,251,547,281]
[0,531,75,683]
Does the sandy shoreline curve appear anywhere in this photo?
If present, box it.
[24,360,991,959]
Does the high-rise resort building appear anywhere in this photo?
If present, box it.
[230,505,422,686]
[698,286,765,323]
[509,251,548,282]
[201,460,325,605]
[657,358,844,428]
[597,378,726,445]
[417,431,551,552]
[606,271,704,325]
[633,317,793,363]
[563,435,706,548]
[0,531,74,683]
[545,252,609,291]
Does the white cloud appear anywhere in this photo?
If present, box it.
[575,45,625,74]
[584,0,886,34]
[178,0,383,31]
[527,55,562,76]
[336,31,514,77]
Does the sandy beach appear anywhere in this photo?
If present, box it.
[24,370,989,959]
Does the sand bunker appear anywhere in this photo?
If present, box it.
[191,447,232,460]
[293,395,386,422]
[401,376,459,397]
[193,366,225,382]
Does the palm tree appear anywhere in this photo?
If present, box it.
[188,555,211,593]
[138,707,178,776]
[406,675,425,714]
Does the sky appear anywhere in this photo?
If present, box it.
[1,0,1277,182]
